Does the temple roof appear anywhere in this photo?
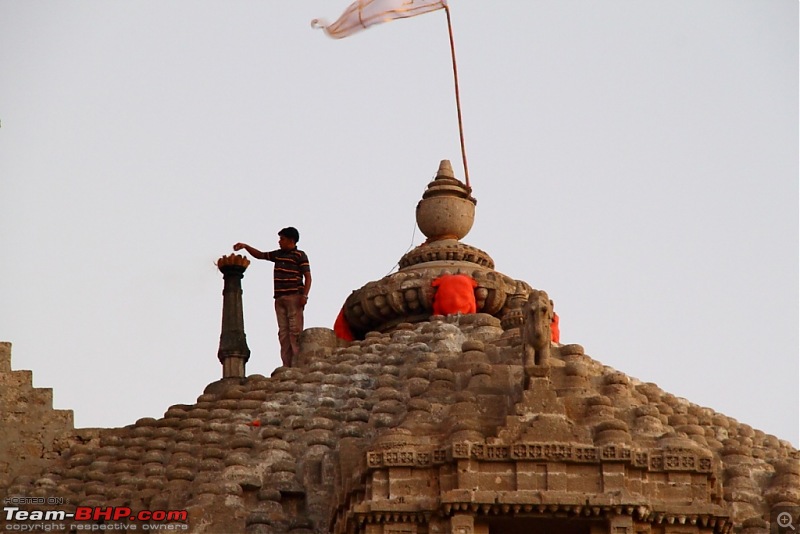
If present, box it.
[1,316,797,532]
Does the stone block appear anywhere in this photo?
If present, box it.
[609,515,633,534]
[667,472,692,485]
[29,387,54,408]
[477,469,514,491]
[625,471,643,495]
[663,527,700,534]
[371,470,389,499]
[384,524,418,534]
[566,464,601,493]
[389,471,437,498]
[515,463,546,491]
[546,463,567,492]
[656,478,693,501]
[0,342,11,373]
[3,369,33,389]
[467,374,493,391]
[602,463,626,492]
[450,514,475,534]
[457,468,481,491]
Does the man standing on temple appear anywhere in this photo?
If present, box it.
[234,227,311,367]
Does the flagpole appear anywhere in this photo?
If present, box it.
[444,4,470,190]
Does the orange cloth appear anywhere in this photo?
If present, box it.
[551,312,560,343]
[333,307,355,341]
[431,274,478,316]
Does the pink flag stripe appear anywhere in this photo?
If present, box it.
[312,0,447,39]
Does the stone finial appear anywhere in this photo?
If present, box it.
[435,159,455,179]
[216,254,251,379]
[416,159,476,242]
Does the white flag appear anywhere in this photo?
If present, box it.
[312,0,447,39]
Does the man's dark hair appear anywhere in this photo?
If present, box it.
[279,227,300,243]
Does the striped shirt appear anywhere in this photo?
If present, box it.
[263,248,310,298]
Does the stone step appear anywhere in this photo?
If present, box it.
[0,341,11,373]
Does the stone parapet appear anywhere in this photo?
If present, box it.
[0,342,74,488]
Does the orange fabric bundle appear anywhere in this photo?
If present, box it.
[431,274,478,316]
[551,312,560,343]
[333,307,355,341]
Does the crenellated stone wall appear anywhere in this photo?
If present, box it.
[0,342,75,487]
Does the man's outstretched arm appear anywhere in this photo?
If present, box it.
[233,242,268,260]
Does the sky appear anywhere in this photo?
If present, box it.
[1,1,797,447]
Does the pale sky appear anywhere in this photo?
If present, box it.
[1,1,797,447]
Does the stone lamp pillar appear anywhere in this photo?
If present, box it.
[216,254,251,379]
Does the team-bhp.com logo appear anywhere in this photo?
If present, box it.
[4,505,188,531]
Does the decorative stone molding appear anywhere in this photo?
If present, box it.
[366,448,449,469]
[364,442,715,475]
[343,266,527,335]
[341,511,427,534]
[437,502,732,534]
[398,240,494,270]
